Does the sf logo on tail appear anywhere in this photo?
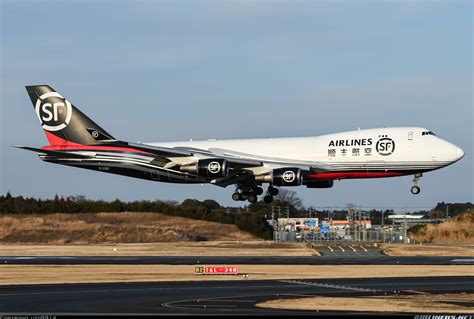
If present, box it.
[35,92,72,131]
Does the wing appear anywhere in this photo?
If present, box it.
[148,146,330,188]
[16,140,329,188]
[97,140,265,169]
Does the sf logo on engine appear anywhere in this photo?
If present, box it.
[35,92,72,132]
[282,170,296,183]
[207,161,222,174]
[376,135,395,156]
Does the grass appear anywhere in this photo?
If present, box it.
[0,241,317,256]
[256,293,473,314]
[0,212,259,243]
[409,209,474,244]
[382,243,474,256]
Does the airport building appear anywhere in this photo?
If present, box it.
[327,220,372,230]
[276,218,319,232]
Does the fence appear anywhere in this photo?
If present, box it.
[273,229,407,243]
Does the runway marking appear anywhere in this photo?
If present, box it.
[196,300,257,303]
[276,293,320,298]
[172,304,239,308]
[450,259,474,263]
[162,293,294,312]
[358,245,368,252]
[279,280,376,293]
[403,290,427,295]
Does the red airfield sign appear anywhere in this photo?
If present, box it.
[195,266,239,275]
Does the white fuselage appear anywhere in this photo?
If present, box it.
[151,127,464,178]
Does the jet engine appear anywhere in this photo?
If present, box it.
[256,167,303,186]
[180,159,229,178]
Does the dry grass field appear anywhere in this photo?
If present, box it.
[1,264,471,285]
[382,243,474,256]
[0,241,317,256]
[0,212,259,243]
[410,209,474,244]
[256,293,473,314]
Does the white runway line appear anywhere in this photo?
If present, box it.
[358,245,368,252]
[450,259,474,263]
[279,280,375,292]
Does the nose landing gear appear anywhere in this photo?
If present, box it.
[411,173,422,195]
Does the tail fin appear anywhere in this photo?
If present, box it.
[26,85,115,146]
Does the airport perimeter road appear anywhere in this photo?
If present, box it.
[2,255,473,265]
[0,276,472,315]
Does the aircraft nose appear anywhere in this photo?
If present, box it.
[454,145,464,161]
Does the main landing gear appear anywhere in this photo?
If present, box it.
[411,173,422,195]
[232,185,278,203]
[263,185,278,203]
[232,185,264,203]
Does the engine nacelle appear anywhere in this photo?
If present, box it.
[180,159,229,178]
[305,180,334,188]
[256,167,303,186]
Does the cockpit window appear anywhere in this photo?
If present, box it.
[422,131,436,136]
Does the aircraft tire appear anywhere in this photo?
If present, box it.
[232,192,242,201]
[410,186,421,195]
[248,194,258,203]
[268,187,279,196]
[263,195,273,203]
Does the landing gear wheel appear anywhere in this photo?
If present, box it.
[263,195,273,203]
[411,173,422,195]
[410,185,421,195]
[232,192,242,201]
[247,194,258,203]
[255,187,264,196]
[268,186,279,196]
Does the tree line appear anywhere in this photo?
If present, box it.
[1,192,471,239]
[0,193,273,239]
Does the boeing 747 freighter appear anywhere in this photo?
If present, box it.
[18,85,464,203]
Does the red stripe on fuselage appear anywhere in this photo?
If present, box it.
[42,131,150,154]
[308,171,406,180]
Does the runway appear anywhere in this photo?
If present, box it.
[2,255,473,265]
[0,276,472,315]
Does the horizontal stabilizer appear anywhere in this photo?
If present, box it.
[13,146,95,159]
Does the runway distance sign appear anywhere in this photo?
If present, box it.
[195,266,239,275]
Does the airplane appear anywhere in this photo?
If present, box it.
[17,85,465,204]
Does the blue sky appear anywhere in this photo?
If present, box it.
[1,0,472,209]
